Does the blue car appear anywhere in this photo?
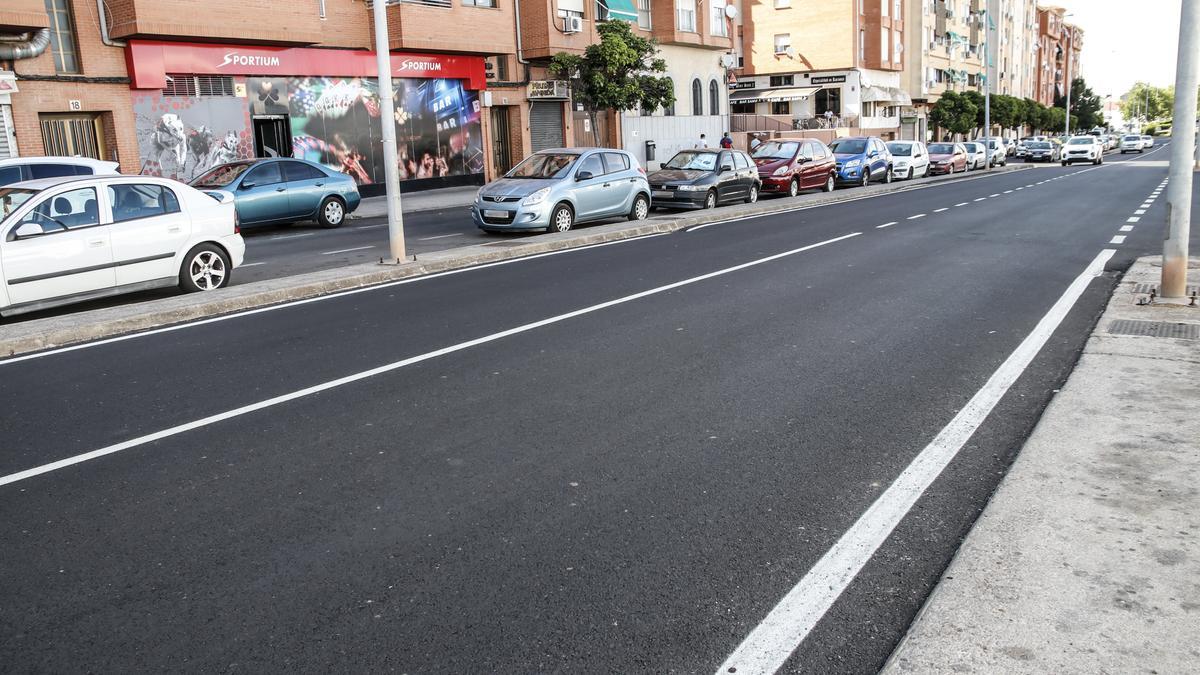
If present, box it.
[829,136,894,187]
[191,158,361,229]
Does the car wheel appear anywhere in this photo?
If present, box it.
[883,166,893,183]
[548,203,574,233]
[704,190,717,209]
[745,184,759,204]
[1061,160,1068,166]
[788,179,800,197]
[317,196,346,228]
[860,170,870,187]
[823,174,835,192]
[629,193,650,221]
[179,243,231,293]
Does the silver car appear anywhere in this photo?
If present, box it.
[474,148,651,233]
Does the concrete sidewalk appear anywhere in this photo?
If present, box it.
[884,256,1200,674]
[351,185,478,218]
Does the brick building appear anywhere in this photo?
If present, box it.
[901,0,986,141]
[1034,5,1080,111]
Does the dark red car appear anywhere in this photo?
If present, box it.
[926,143,968,175]
[752,138,837,197]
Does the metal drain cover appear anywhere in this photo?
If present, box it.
[1107,319,1200,339]
[1132,283,1199,295]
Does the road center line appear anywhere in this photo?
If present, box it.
[321,245,376,255]
[990,193,1001,197]
[418,233,464,241]
[1134,209,1146,215]
[265,232,316,241]
[974,197,987,202]
[1110,235,1127,244]
[1127,216,1140,223]
[876,222,897,229]
[1119,225,1134,232]
[955,202,969,207]
[0,232,862,488]
[715,248,1116,675]
[933,208,948,213]
[1003,190,1014,194]
[907,214,926,220]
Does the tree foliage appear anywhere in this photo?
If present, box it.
[929,91,979,137]
[1119,82,1174,123]
[1054,77,1102,131]
[549,21,675,144]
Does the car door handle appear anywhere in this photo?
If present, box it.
[275,187,286,192]
[88,238,105,247]
[603,182,611,188]
[168,225,182,233]
[315,182,324,187]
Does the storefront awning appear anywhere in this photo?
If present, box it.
[602,0,639,21]
[729,86,819,103]
[861,85,912,106]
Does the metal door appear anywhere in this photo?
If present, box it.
[490,107,512,176]
[529,102,565,152]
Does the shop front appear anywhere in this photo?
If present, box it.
[124,41,489,194]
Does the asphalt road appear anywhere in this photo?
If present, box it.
[0,143,1190,673]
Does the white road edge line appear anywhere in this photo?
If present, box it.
[239,262,267,267]
[715,248,1116,675]
[418,233,464,241]
[1110,235,1127,244]
[0,232,863,488]
[1119,225,1134,232]
[320,245,376,255]
[876,222,898,229]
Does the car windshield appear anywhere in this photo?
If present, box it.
[751,141,800,160]
[663,151,719,171]
[928,144,956,154]
[1028,142,1051,149]
[1067,138,1094,145]
[829,139,867,154]
[0,187,39,225]
[886,143,912,156]
[964,143,981,151]
[192,163,253,187]
[506,153,579,179]
[1123,135,1141,141]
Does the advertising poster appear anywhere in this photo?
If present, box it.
[133,91,253,182]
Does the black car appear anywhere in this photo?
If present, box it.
[648,149,761,209]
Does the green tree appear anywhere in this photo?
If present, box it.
[990,94,1021,132]
[1022,98,1045,133]
[1119,82,1174,123]
[929,91,980,138]
[549,21,675,145]
[1043,106,1066,134]
[1055,77,1102,130]
[962,90,986,130]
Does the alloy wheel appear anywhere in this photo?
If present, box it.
[324,200,344,226]
[189,251,226,291]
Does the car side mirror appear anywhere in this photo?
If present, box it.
[796,157,810,164]
[720,164,734,173]
[240,181,256,189]
[576,170,593,181]
[14,222,43,239]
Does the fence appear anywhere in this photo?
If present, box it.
[731,114,859,133]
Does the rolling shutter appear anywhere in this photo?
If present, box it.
[529,102,565,152]
[0,106,15,159]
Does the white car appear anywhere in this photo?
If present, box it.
[985,139,1008,166]
[1142,135,1154,148]
[0,175,245,316]
[963,142,987,170]
[0,156,120,187]
[1120,134,1145,153]
[885,140,930,179]
[1062,136,1104,165]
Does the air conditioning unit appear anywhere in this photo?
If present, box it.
[564,16,583,33]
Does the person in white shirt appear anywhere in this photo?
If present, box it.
[694,133,708,148]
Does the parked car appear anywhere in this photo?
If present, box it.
[1142,135,1155,148]
[190,158,361,230]
[1120,134,1145,153]
[886,141,930,180]
[474,148,649,233]
[0,156,120,188]
[1062,136,1104,165]
[0,175,245,316]
[985,139,1008,166]
[648,149,760,210]
[751,138,837,196]
[927,143,968,175]
[1104,135,1119,151]
[829,136,893,186]
[963,142,987,170]
[1023,140,1060,162]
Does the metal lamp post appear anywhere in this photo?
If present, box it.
[372,0,407,262]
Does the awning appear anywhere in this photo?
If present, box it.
[861,85,912,106]
[600,0,639,21]
[729,86,819,103]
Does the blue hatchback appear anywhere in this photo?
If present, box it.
[829,136,894,187]
[191,158,361,229]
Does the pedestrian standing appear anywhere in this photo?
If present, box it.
[719,132,734,149]
[749,134,763,152]
[695,133,708,148]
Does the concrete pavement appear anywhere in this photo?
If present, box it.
[883,255,1200,675]
[350,185,479,218]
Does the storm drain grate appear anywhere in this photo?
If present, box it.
[1132,283,1199,295]
[1107,320,1200,339]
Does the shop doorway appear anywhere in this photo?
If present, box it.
[490,107,512,176]
[252,116,291,158]
[529,102,565,152]
[39,113,104,159]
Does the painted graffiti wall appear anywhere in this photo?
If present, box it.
[133,91,252,182]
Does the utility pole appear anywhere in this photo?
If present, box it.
[1163,0,1198,298]
[373,0,407,262]
[1062,39,1071,135]
[983,8,992,171]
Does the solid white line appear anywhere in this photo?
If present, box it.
[715,248,1116,675]
[1127,216,1140,223]
[955,202,969,207]
[974,197,987,202]
[0,232,863,488]
[321,245,375,255]
[1110,235,1127,244]
[418,233,464,241]
[240,262,267,267]
[876,222,898,229]
[907,213,926,220]
[933,208,949,213]
[1134,209,1146,215]
[1119,225,1134,232]
[266,233,315,241]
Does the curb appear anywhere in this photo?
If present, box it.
[0,164,1033,359]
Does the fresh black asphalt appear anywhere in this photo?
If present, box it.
[0,146,1191,672]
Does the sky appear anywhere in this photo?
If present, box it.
[1050,0,1183,99]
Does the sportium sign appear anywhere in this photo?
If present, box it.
[125,40,487,90]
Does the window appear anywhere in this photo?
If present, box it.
[709,80,720,115]
[691,79,703,116]
[799,143,815,160]
[710,0,728,36]
[862,101,876,117]
[814,143,829,159]
[20,187,98,233]
[577,154,605,177]
[895,33,903,62]
[463,0,495,6]
[717,151,733,169]
[44,0,79,74]
[771,100,791,115]
[882,0,888,17]
[243,162,283,186]
[664,79,676,115]
[881,29,889,61]
[732,152,749,170]
[108,184,181,223]
[769,74,794,87]
[815,88,840,115]
[29,163,77,179]
[859,29,866,60]
[637,0,651,28]
[774,33,791,54]
[284,161,327,182]
[731,101,756,114]
[39,114,102,159]
[0,167,22,186]
[676,0,696,32]
[163,75,236,97]
[774,0,790,7]
[602,152,630,173]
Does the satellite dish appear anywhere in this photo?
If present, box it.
[724,4,737,18]
[785,47,797,59]
[720,53,736,68]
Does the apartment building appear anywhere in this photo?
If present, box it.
[986,0,1038,100]
[901,0,985,141]
[735,0,909,140]
[1034,5,1080,109]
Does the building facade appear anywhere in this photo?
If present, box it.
[1033,5,1080,109]
[901,0,986,141]
[986,0,1038,100]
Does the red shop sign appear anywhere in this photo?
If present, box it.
[125,40,488,90]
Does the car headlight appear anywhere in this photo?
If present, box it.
[843,158,861,168]
[894,161,908,168]
[772,166,790,177]
[678,184,707,191]
[521,187,551,206]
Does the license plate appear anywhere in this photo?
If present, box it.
[483,209,508,218]
[653,190,673,198]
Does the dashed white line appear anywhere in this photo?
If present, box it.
[1015,187,1024,191]
[320,245,376,255]
[1110,235,1127,244]
[876,221,898,229]
[1119,225,1134,232]
[418,233,464,241]
[934,208,949,213]
[1025,184,1034,188]
[907,213,926,220]
[1127,217,1140,223]
[267,232,316,241]
[955,202,969,207]
[1134,209,1146,215]
[1003,190,1014,194]
[974,197,987,202]
[990,193,1001,197]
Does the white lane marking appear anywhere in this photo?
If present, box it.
[1142,203,1153,208]
[1025,184,1034,188]
[1134,209,1146,215]
[1015,187,1024,191]
[907,213,926,220]
[354,223,387,230]
[0,232,863,487]
[418,233,464,241]
[320,245,375,255]
[1003,190,1014,194]
[933,208,949,213]
[715,248,1116,675]
[990,193,1001,197]
[876,222,898,229]
[1119,225,1134,232]
[955,202,969,207]
[974,197,987,202]
[240,262,267,267]
[266,232,315,241]
[0,234,670,366]
[1127,216,1140,223]
[1110,235,1126,244]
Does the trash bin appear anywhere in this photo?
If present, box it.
[645,140,656,163]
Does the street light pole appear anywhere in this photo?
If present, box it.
[1162,0,1199,298]
[372,0,407,262]
[983,8,991,171]
[1062,40,1071,135]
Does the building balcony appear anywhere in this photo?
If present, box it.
[107,0,330,44]
[0,0,49,33]
[383,0,517,55]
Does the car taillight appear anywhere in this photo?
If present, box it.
[637,166,646,175]
[233,209,240,234]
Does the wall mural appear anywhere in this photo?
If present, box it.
[132,92,252,182]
